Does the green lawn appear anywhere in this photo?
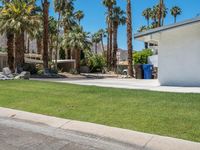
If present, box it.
[0,80,200,142]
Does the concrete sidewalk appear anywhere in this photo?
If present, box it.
[0,107,199,150]
[33,78,200,93]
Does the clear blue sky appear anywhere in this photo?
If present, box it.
[49,0,200,50]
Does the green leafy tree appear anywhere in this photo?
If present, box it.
[133,49,153,64]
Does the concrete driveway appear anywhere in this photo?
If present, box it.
[34,78,200,93]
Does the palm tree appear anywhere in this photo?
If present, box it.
[138,25,147,32]
[0,0,40,70]
[92,33,101,54]
[150,5,158,25]
[161,3,168,26]
[171,6,182,23]
[48,16,57,61]
[142,8,151,27]
[97,29,106,53]
[74,10,84,25]
[126,0,133,77]
[41,0,49,69]
[103,0,116,70]
[111,6,126,71]
[158,0,164,27]
[62,26,92,72]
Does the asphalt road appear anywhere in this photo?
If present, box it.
[0,117,139,150]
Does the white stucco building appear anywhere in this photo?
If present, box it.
[135,17,200,86]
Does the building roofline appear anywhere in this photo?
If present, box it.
[134,17,200,39]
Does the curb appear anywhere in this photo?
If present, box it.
[0,107,199,150]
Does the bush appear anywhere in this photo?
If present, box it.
[133,49,153,64]
[59,48,66,60]
[88,54,106,72]
[22,63,37,75]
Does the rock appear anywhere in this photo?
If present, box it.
[14,71,30,80]
[3,67,12,76]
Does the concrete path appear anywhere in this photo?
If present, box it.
[0,107,199,150]
[33,78,200,93]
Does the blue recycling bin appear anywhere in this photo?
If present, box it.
[143,64,153,79]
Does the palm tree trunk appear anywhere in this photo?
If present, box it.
[37,39,42,54]
[75,48,80,73]
[27,37,30,54]
[15,32,25,69]
[101,35,105,53]
[106,25,110,69]
[55,11,61,70]
[174,16,177,23]
[6,32,14,71]
[49,36,53,61]
[127,0,134,77]
[109,12,113,70]
[95,43,98,54]
[42,0,49,69]
[112,23,118,72]
[158,0,163,27]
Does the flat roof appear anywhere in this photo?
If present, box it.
[134,17,200,39]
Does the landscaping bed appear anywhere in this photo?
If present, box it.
[0,80,199,142]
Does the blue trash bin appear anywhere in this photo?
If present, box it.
[143,64,153,79]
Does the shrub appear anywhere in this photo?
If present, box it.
[133,49,153,64]
[87,54,106,72]
[22,63,37,75]
[59,48,66,60]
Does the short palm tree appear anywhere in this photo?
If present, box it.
[0,0,40,69]
[111,6,126,71]
[92,33,101,54]
[171,6,182,23]
[126,0,133,77]
[142,8,152,27]
[103,0,116,70]
[62,26,92,72]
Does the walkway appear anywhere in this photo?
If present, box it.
[34,78,200,93]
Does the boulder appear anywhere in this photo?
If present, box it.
[14,71,30,80]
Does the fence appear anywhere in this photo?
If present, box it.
[0,52,7,71]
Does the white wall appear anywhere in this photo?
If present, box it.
[158,23,200,86]
[148,55,158,67]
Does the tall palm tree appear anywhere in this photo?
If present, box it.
[126,0,133,77]
[142,8,151,27]
[74,10,84,25]
[48,16,57,61]
[103,0,116,70]
[41,0,49,69]
[112,6,126,71]
[97,29,106,53]
[150,5,158,26]
[158,0,164,27]
[0,0,40,70]
[171,6,182,23]
[62,26,92,72]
